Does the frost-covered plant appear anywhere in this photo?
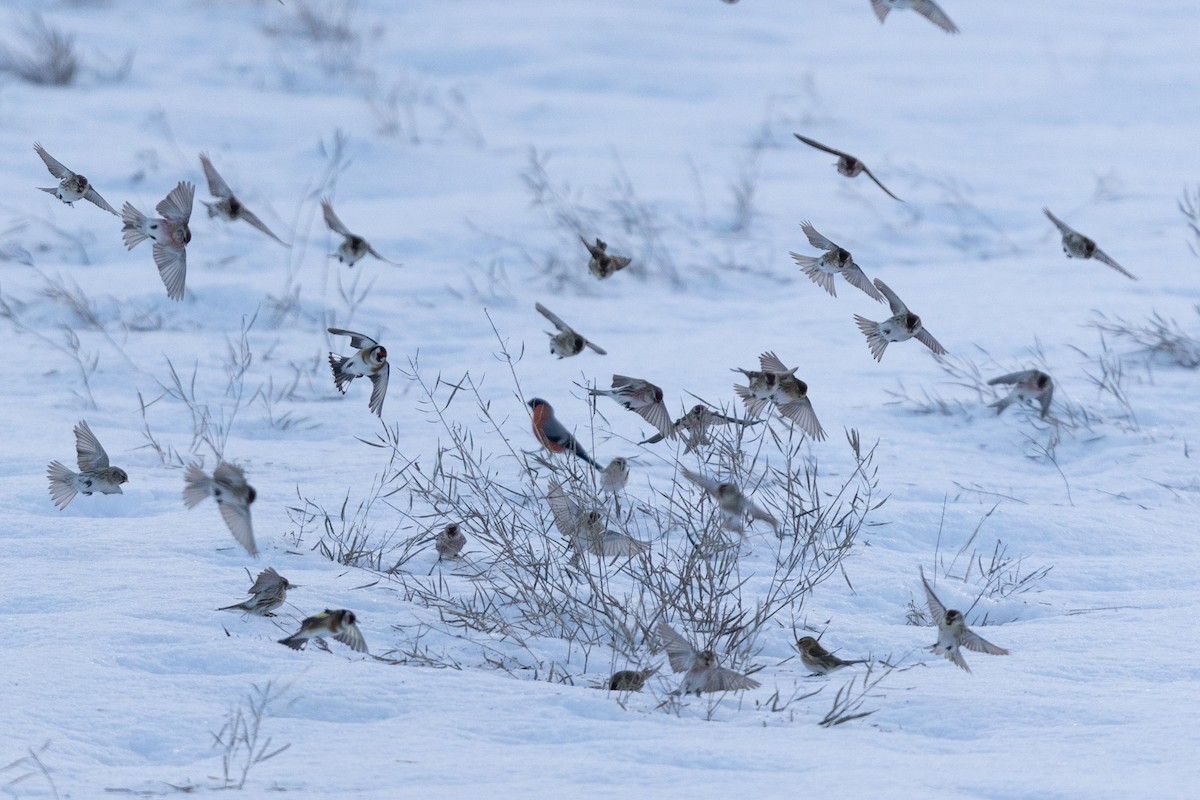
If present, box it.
[0,15,78,85]
[212,681,292,791]
[1089,308,1200,369]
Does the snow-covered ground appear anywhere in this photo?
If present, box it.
[3,0,1200,796]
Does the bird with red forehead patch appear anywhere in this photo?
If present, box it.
[528,398,601,469]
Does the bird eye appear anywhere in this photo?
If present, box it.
[247,487,257,504]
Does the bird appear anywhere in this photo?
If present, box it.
[33,143,117,214]
[789,221,884,301]
[546,482,650,559]
[1042,208,1135,280]
[638,404,763,452]
[608,666,659,692]
[435,523,466,560]
[121,181,195,301]
[854,279,945,361]
[733,352,826,441]
[870,0,959,34]
[199,153,290,247]
[535,302,606,358]
[988,369,1054,419]
[588,375,674,440]
[793,134,903,201]
[182,462,258,557]
[657,622,760,695]
[528,398,601,469]
[279,609,368,654]
[327,328,390,417]
[600,457,630,494]
[218,568,296,616]
[580,235,631,279]
[796,636,866,676]
[920,568,1009,673]
[680,467,779,535]
[46,420,128,510]
[321,198,399,266]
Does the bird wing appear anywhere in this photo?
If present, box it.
[945,645,973,673]
[327,328,380,350]
[546,482,587,544]
[1042,207,1074,238]
[152,243,187,301]
[861,165,903,202]
[920,569,948,626]
[217,497,258,557]
[368,362,389,417]
[635,400,675,439]
[83,187,118,215]
[872,278,908,316]
[656,622,698,673]
[793,133,847,159]
[733,384,771,418]
[792,251,838,297]
[199,153,233,199]
[74,420,111,471]
[869,0,890,23]
[321,198,353,235]
[535,302,571,333]
[841,261,885,302]
[599,532,650,558]
[913,0,960,33]
[800,220,838,252]
[743,497,780,530]
[988,370,1039,386]
[915,327,947,356]
[34,143,73,180]
[961,629,1009,656]
[335,623,369,653]
[1092,248,1137,280]
[777,396,826,441]
[707,666,761,693]
[853,315,889,362]
[182,463,212,508]
[366,243,400,265]
[157,181,195,223]
[248,567,285,594]
[213,462,250,490]
[1038,382,1054,418]
[584,338,607,355]
[238,206,291,247]
[680,466,722,496]
[758,351,795,375]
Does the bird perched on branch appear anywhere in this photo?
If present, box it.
[528,398,601,470]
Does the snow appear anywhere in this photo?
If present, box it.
[3,0,1200,796]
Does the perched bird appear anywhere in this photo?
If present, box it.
[435,523,467,560]
[546,482,650,559]
[794,134,902,201]
[218,567,296,616]
[279,609,368,654]
[182,462,258,557]
[580,236,631,279]
[657,622,760,696]
[790,221,884,301]
[870,0,959,34]
[639,404,763,452]
[1042,208,1135,280]
[199,153,290,247]
[920,568,1009,673]
[680,467,779,535]
[321,198,399,266]
[854,279,945,361]
[600,457,630,494]
[122,181,195,301]
[797,636,866,676]
[528,398,601,469]
[734,352,826,441]
[33,143,117,214]
[988,369,1054,419]
[588,375,674,440]
[327,328,390,417]
[46,420,128,510]
[608,666,659,692]
[535,302,606,358]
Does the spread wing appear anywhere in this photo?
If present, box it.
[920,569,947,626]
[153,243,187,301]
[213,462,250,491]
[860,165,903,202]
[841,262,885,302]
[758,351,796,375]
[1042,207,1074,238]
[74,420,111,471]
[1092,248,1137,280]
[584,338,607,355]
[367,362,389,417]
[961,629,1009,656]
[988,370,1039,386]
[199,153,233,199]
[792,251,838,296]
[83,187,118,215]
[913,0,960,33]
[777,396,826,441]
[34,142,73,180]
[915,327,947,355]
[634,400,674,439]
[535,302,571,333]
[793,133,848,159]
[800,220,838,252]
[218,496,257,557]
[734,384,771,417]
[872,278,908,316]
[321,198,353,235]
[706,666,761,693]
[870,0,891,23]
[656,622,697,673]
[248,567,286,594]
[157,181,195,223]
[327,328,379,350]
[679,466,721,496]
[335,623,369,653]
[238,206,291,247]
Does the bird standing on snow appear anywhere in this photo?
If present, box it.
[183,461,258,557]
[47,420,128,510]
[608,666,659,692]
[219,567,296,616]
[327,328,390,417]
[854,279,945,361]
[121,181,195,301]
[797,636,866,676]
[435,523,467,560]
[34,143,118,214]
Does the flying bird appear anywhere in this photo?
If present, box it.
[733,352,826,441]
[535,302,606,358]
[790,221,884,301]
[638,404,763,452]
[546,482,649,559]
[600,457,630,494]
[33,143,118,214]
[580,236,631,279]
[794,134,903,201]
[321,198,399,266]
[854,279,945,361]
[46,420,128,509]
[588,375,674,440]
[680,467,779,535]
[199,153,290,246]
[988,369,1054,419]
[327,328,390,417]
[182,461,258,557]
[279,609,368,654]
[1042,208,1135,280]
[121,181,195,301]
[920,568,1009,673]
[870,0,959,34]
[657,622,760,695]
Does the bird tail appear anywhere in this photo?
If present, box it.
[988,397,1012,415]
[278,635,306,650]
[328,353,354,394]
[218,601,249,612]
[120,203,149,249]
[853,315,888,362]
[47,461,78,509]
[181,463,212,508]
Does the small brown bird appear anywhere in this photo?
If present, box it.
[535,302,606,358]
[680,467,779,535]
[580,235,631,279]
[182,462,258,557]
[219,568,296,616]
[47,420,129,510]
[921,568,1009,673]
[797,636,866,676]
[854,279,945,361]
[588,375,674,440]
[199,153,290,246]
[639,404,763,451]
[34,143,118,214]
[121,181,195,301]
[279,609,368,653]
[870,0,959,34]
[988,369,1054,419]
[657,622,760,695]
[327,328,390,417]
[322,198,399,266]
[790,221,884,301]
[734,352,825,441]
[1042,208,1135,280]
[794,134,903,201]
[435,523,466,560]
[608,666,659,692]
[600,457,630,494]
